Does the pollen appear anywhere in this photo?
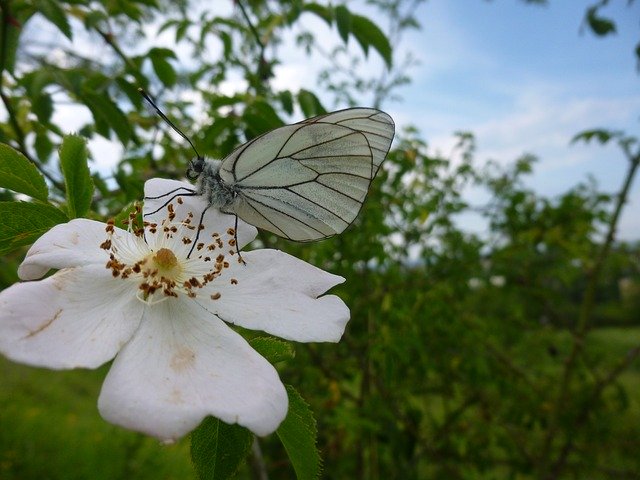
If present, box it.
[100,203,238,305]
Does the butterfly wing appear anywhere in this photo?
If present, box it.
[218,108,394,241]
[298,108,395,177]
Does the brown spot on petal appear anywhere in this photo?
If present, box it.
[168,387,185,405]
[170,346,196,372]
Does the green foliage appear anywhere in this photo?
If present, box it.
[0,202,68,255]
[249,337,296,364]
[59,135,94,218]
[0,143,48,202]
[0,1,639,479]
[190,417,253,480]
[276,386,321,480]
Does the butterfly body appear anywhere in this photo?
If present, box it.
[192,158,238,211]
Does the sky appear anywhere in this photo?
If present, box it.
[27,0,640,241]
[391,1,640,240]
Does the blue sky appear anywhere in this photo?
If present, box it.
[388,0,639,239]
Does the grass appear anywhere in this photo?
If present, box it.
[1,326,638,479]
[0,360,195,480]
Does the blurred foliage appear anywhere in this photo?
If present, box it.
[1,0,639,479]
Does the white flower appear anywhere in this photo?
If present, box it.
[0,178,350,441]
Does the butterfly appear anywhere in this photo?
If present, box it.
[140,90,395,257]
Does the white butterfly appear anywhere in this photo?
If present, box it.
[187,108,394,242]
[140,91,394,253]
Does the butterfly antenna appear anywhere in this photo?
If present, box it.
[138,88,201,159]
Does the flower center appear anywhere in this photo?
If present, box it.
[100,202,239,305]
[152,248,180,275]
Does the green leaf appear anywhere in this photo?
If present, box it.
[83,92,133,144]
[297,89,326,118]
[190,416,253,480]
[0,143,49,201]
[242,101,284,139]
[302,3,333,26]
[34,130,54,162]
[335,5,351,44]
[571,129,621,145]
[277,386,321,480]
[59,135,93,218]
[149,48,178,87]
[32,92,53,123]
[34,0,72,40]
[249,337,295,364]
[586,6,616,37]
[278,90,294,115]
[151,56,177,87]
[3,7,35,74]
[351,14,392,69]
[0,202,68,255]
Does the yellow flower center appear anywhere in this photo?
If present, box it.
[100,201,240,305]
[152,248,180,276]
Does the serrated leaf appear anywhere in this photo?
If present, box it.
[190,416,253,480]
[250,337,295,364]
[0,202,68,255]
[277,385,321,480]
[297,89,325,118]
[335,5,351,44]
[351,14,392,69]
[59,135,93,218]
[0,143,48,201]
[34,0,72,40]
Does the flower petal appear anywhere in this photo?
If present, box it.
[143,178,257,250]
[0,264,144,369]
[18,219,111,280]
[98,299,288,441]
[199,249,350,342]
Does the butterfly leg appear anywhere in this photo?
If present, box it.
[234,215,246,265]
[144,187,198,217]
[187,205,210,259]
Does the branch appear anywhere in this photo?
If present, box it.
[540,140,640,477]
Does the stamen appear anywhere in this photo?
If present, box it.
[100,203,239,305]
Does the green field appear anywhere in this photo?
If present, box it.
[1,326,638,479]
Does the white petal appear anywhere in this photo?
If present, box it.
[0,264,144,369]
[199,249,350,342]
[143,178,257,250]
[98,299,288,441]
[18,219,111,280]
